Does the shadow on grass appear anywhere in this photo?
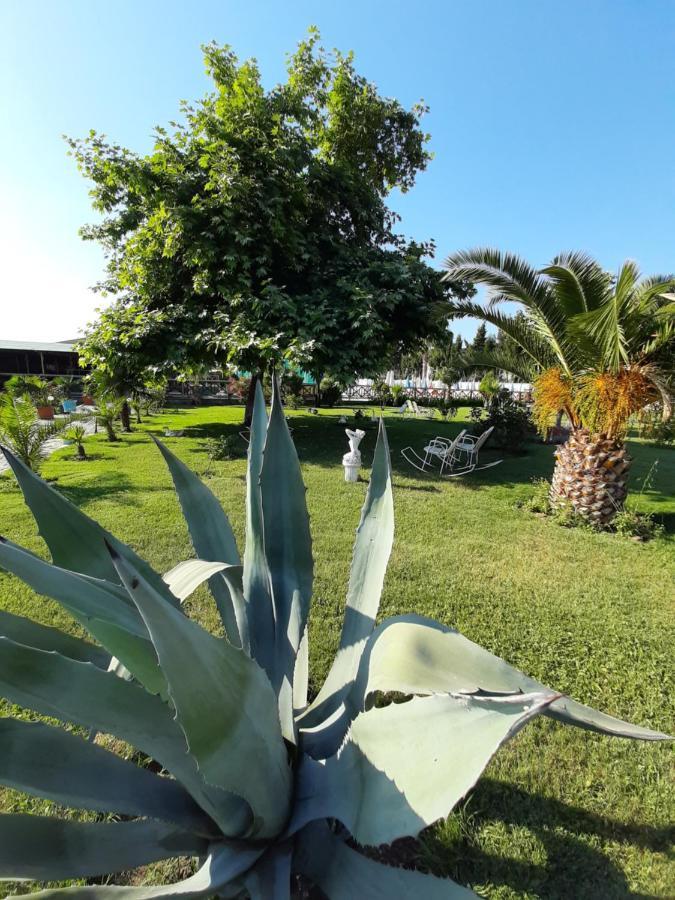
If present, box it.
[414,779,671,899]
[50,473,139,507]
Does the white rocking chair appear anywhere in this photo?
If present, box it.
[401,426,502,478]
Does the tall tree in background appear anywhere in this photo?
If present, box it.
[70,30,468,420]
[443,248,675,524]
[471,322,487,353]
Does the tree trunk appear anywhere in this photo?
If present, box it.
[77,443,86,460]
[313,372,323,407]
[244,374,260,427]
[120,400,132,432]
[105,423,118,442]
[550,429,631,526]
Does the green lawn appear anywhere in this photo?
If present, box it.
[1,405,673,899]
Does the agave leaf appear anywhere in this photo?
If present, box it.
[0,538,166,697]
[299,419,393,728]
[1,444,178,604]
[243,842,292,900]
[350,615,673,741]
[294,821,477,899]
[243,381,274,681]
[293,628,309,713]
[163,560,248,653]
[153,438,242,645]
[259,376,313,742]
[108,544,292,839]
[0,608,109,668]
[0,815,208,881]
[0,638,252,837]
[293,691,556,845]
[0,717,214,834]
[163,560,230,601]
[22,844,263,899]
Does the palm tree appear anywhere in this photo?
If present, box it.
[442,249,675,525]
[95,400,121,443]
[0,395,68,472]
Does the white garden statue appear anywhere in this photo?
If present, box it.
[342,428,365,482]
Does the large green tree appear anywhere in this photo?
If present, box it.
[70,30,468,416]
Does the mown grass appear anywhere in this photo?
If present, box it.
[0,404,673,899]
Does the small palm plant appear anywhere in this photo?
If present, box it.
[65,422,89,460]
[0,381,669,897]
[442,250,675,524]
[0,394,67,472]
[96,399,121,442]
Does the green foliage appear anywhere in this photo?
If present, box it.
[203,434,244,461]
[4,376,48,404]
[517,475,664,541]
[636,404,674,445]
[69,31,469,387]
[0,381,669,895]
[0,395,68,472]
[319,377,343,407]
[95,399,122,442]
[612,508,664,541]
[390,383,408,405]
[478,371,500,400]
[516,478,552,514]
[3,376,60,407]
[372,379,393,406]
[476,392,534,453]
[65,423,88,459]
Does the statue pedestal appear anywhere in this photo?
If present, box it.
[342,455,361,482]
[342,428,365,483]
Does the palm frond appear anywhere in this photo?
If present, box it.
[442,247,548,307]
[541,251,611,315]
[458,346,539,382]
[442,247,573,372]
[446,299,555,370]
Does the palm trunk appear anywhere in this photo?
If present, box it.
[120,400,132,432]
[550,429,631,526]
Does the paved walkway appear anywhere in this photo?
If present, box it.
[0,411,97,474]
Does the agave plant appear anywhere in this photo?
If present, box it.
[0,381,669,897]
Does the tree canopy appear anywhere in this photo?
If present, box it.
[70,30,469,384]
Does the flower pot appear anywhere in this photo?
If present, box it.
[36,405,54,420]
[81,395,94,406]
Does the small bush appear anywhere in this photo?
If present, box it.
[613,509,664,541]
[390,384,407,405]
[516,478,551,514]
[320,378,343,407]
[478,371,500,401]
[372,380,393,406]
[203,434,245,461]
[473,393,534,453]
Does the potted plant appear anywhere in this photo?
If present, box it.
[4,375,54,418]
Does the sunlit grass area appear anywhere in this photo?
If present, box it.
[1,404,673,899]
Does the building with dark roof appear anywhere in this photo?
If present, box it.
[0,340,83,387]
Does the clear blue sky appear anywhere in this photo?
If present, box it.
[1,0,673,341]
